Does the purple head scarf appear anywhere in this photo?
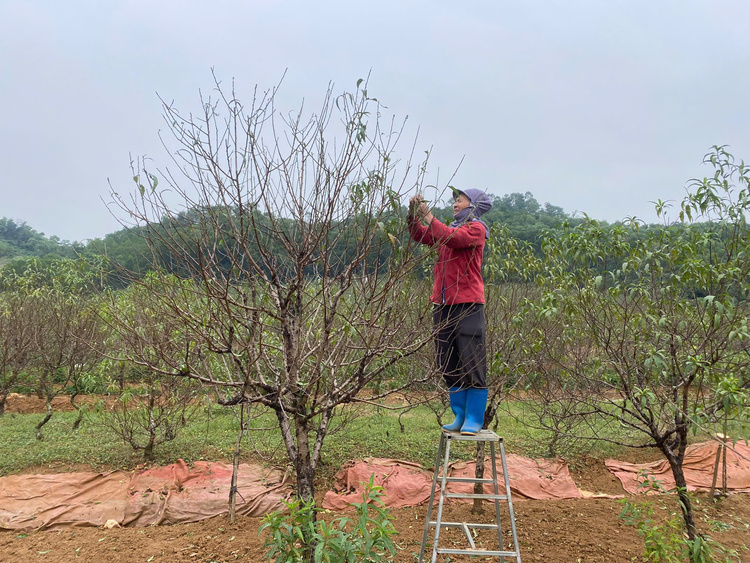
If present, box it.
[450,188,492,239]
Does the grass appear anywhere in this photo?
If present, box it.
[497,400,645,459]
[0,396,649,478]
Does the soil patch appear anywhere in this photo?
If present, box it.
[5,393,104,415]
[569,455,632,497]
[1,494,748,562]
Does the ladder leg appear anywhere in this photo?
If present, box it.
[490,441,505,563]
[499,440,522,563]
[419,432,446,563]
[419,430,522,562]
[431,435,453,563]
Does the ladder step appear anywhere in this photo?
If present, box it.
[443,429,502,442]
[428,521,501,530]
[437,548,518,557]
[444,476,495,484]
[445,492,508,500]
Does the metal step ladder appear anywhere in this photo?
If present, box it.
[419,429,522,562]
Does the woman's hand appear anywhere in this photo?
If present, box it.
[409,194,434,223]
[409,194,423,215]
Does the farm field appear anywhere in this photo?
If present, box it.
[0,394,748,562]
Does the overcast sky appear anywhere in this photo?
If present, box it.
[2,1,749,242]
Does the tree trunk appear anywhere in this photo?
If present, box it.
[662,445,697,540]
[144,391,156,461]
[72,408,84,431]
[294,415,316,504]
[0,394,6,416]
[472,441,486,514]
[228,404,247,523]
[274,405,316,503]
[71,391,83,431]
[144,434,155,461]
[36,400,54,440]
[473,400,500,513]
[292,413,318,563]
[547,429,560,458]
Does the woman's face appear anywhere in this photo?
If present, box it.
[453,194,471,217]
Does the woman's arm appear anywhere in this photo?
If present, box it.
[427,219,486,248]
[407,195,437,246]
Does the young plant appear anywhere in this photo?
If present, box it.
[260,476,398,563]
[619,476,745,563]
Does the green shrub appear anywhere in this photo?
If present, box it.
[260,476,398,563]
[619,497,745,563]
[619,499,688,562]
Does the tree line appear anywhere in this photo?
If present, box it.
[0,189,579,282]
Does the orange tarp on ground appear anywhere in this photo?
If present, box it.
[323,459,433,510]
[0,460,291,530]
[605,440,750,495]
[322,455,582,511]
[448,453,582,501]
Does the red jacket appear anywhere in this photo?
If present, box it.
[408,216,487,305]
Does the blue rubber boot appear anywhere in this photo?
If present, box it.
[460,387,488,435]
[441,387,467,432]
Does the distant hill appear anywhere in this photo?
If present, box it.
[0,218,75,266]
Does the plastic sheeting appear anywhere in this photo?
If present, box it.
[448,454,582,501]
[323,459,433,510]
[322,455,582,511]
[605,440,750,495]
[0,459,291,530]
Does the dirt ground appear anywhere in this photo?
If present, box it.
[2,395,749,562]
[3,393,112,415]
[1,495,748,562]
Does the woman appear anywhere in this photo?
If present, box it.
[408,188,492,435]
